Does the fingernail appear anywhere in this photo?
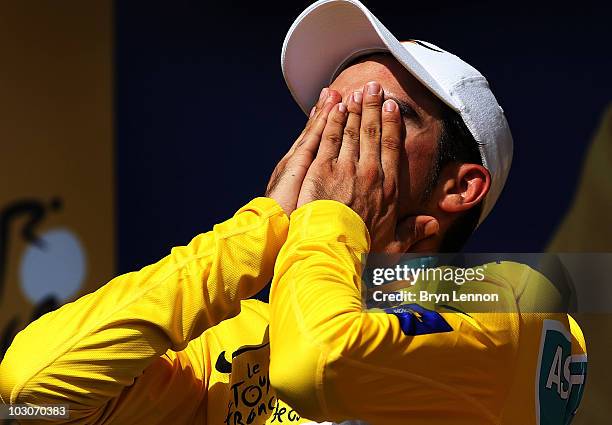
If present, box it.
[352,91,363,104]
[338,103,347,113]
[383,99,396,112]
[424,220,439,236]
[367,81,381,95]
[309,106,316,117]
[319,87,328,100]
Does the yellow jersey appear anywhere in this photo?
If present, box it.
[0,198,587,424]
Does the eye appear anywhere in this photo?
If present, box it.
[385,95,422,125]
[398,103,419,121]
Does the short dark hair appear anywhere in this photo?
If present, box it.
[425,105,484,252]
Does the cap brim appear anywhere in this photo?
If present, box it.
[281,0,459,115]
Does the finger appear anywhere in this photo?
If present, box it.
[317,102,348,161]
[304,87,331,133]
[380,99,402,198]
[292,90,342,159]
[337,90,363,164]
[359,81,383,164]
[287,87,330,157]
[395,216,439,252]
[314,87,330,112]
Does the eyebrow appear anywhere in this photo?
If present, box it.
[384,95,421,123]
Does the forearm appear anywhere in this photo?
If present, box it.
[0,197,288,413]
[269,200,370,419]
[268,201,511,424]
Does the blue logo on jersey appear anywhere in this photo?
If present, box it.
[385,303,453,336]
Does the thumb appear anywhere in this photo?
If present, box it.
[395,215,439,252]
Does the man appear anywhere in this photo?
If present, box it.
[0,1,586,424]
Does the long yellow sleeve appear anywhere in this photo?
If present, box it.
[269,200,515,425]
[0,197,288,423]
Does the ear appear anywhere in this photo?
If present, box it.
[437,163,491,213]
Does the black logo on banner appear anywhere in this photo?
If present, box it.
[0,198,62,360]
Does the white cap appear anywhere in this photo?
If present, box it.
[281,0,513,225]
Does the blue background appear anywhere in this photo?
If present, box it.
[115,0,612,273]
